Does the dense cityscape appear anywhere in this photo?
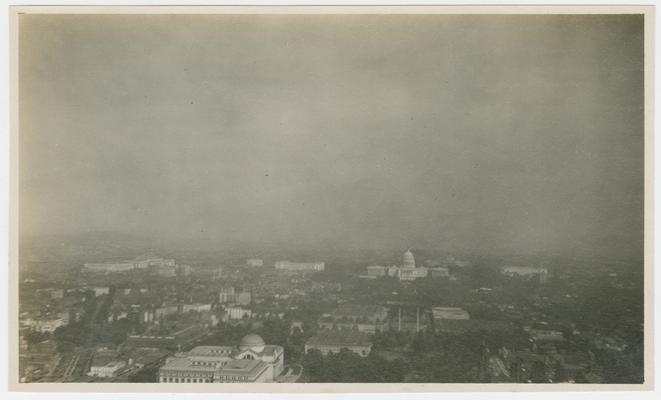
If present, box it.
[18,235,644,384]
[16,11,645,388]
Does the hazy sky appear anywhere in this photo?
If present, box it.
[19,14,644,256]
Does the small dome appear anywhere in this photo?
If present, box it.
[403,249,415,268]
[239,333,265,352]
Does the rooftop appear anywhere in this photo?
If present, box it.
[332,304,387,318]
[186,346,234,357]
[218,359,269,377]
[159,357,218,372]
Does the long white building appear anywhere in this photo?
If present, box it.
[83,256,176,273]
[274,261,325,272]
[501,265,549,283]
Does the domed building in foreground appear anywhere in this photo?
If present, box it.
[239,333,266,353]
[158,333,284,383]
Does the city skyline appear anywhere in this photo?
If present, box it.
[13,8,649,389]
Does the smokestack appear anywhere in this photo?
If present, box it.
[398,307,401,332]
[416,307,420,333]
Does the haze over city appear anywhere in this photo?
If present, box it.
[15,10,649,388]
[20,14,644,257]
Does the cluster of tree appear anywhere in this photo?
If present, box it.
[197,322,252,347]
[406,345,481,382]
[372,330,410,350]
[407,331,484,382]
[128,365,160,383]
[597,349,644,384]
[53,321,90,352]
[302,329,489,383]
[90,318,140,346]
[302,348,407,382]
[24,329,51,346]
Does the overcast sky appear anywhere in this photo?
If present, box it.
[19,14,644,256]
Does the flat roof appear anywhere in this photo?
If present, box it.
[217,359,269,377]
[186,346,234,357]
[332,303,388,317]
[159,357,217,373]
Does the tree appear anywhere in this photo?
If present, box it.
[554,360,568,383]
[302,349,325,381]
[530,360,547,383]
[24,330,51,345]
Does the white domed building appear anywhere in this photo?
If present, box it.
[403,249,416,268]
[238,333,266,353]
[158,333,284,383]
[398,249,428,281]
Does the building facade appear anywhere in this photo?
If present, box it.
[158,334,284,383]
[246,259,264,267]
[432,307,470,320]
[501,266,549,283]
[364,250,432,282]
[274,261,325,272]
[305,329,373,357]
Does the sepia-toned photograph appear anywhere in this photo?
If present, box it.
[8,5,653,393]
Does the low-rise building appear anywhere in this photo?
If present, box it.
[215,359,272,382]
[219,287,236,303]
[155,265,177,278]
[236,292,252,306]
[83,262,135,273]
[531,329,565,342]
[83,256,177,273]
[432,307,470,320]
[246,259,264,267]
[88,349,126,378]
[274,261,325,272]
[434,319,516,334]
[430,267,450,278]
[92,287,110,296]
[318,303,389,333]
[366,265,387,277]
[192,266,224,280]
[178,265,192,276]
[305,329,373,357]
[225,307,252,320]
[592,335,628,352]
[182,303,212,313]
[89,360,126,378]
[501,266,549,283]
[21,315,68,333]
[127,323,208,350]
[154,304,179,319]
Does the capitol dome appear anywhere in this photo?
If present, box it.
[403,249,416,268]
[239,333,265,353]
